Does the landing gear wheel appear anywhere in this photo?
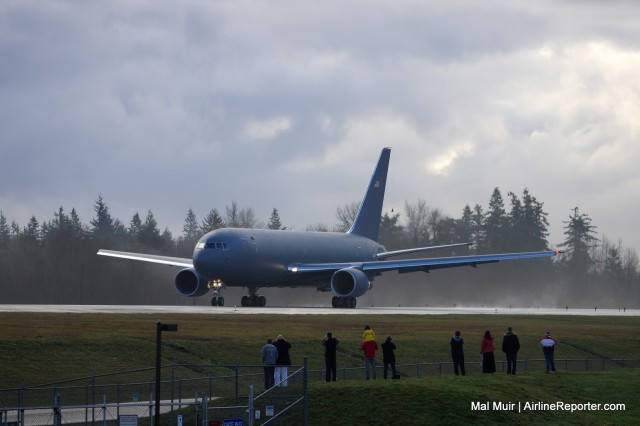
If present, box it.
[218,297,225,307]
[259,296,266,307]
[211,297,218,307]
[331,296,357,309]
[241,296,249,307]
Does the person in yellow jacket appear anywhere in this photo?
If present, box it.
[362,325,376,342]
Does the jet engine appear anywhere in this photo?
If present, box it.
[174,268,210,297]
[330,268,371,298]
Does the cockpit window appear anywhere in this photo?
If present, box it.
[204,242,229,250]
[196,242,205,249]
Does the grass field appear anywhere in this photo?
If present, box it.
[1,312,638,424]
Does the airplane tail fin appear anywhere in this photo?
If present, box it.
[347,147,391,242]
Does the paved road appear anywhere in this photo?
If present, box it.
[0,304,636,316]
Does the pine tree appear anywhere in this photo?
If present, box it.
[182,208,200,240]
[129,213,143,239]
[268,208,283,230]
[91,195,116,242]
[25,216,40,242]
[201,209,225,233]
[484,187,509,252]
[559,207,599,271]
[0,211,10,250]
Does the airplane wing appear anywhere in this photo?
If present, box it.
[376,242,473,259]
[97,249,193,268]
[288,250,560,274]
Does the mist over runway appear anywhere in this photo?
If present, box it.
[0,304,637,316]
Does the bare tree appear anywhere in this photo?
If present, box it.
[335,201,360,232]
[404,199,430,245]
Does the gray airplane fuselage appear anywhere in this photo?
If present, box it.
[193,228,385,288]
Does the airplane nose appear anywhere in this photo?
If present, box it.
[193,248,215,277]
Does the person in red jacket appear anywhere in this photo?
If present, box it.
[360,338,379,380]
[480,330,496,373]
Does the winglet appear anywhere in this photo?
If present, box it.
[348,148,391,241]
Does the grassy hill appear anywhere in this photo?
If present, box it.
[0,312,638,424]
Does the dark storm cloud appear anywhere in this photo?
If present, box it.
[1,0,639,250]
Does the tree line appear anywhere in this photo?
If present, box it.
[0,188,638,307]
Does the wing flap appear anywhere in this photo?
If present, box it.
[289,251,559,275]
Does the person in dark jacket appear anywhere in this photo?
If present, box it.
[502,326,521,375]
[449,331,465,376]
[273,335,292,386]
[381,336,399,379]
[322,332,339,382]
[260,339,278,389]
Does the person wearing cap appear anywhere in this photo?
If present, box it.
[540,331,558,373]
[381,336,399,379]
[449,331,465,376]
[273,335,292,386]
[502,326,521,375]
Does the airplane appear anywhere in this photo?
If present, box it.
[98,148,560,308]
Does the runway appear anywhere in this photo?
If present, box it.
[0,304,637,316]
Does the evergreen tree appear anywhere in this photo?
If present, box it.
[138,210,163,248]
[0,212,9,250]
[129,213,143,238]
[182,208,200,240]
[25,216,40,241]
[268,208,283,230]
[559,207,599,271]
[201,208,225,233]
[471,204,486,252]
[455,205,474,253]
[91,195,116,242]
[509,189,549,251]
[484,187,509,252]
[69,208,84,240]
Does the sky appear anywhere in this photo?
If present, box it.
[1,0,639,251]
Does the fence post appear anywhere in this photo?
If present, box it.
[19,382,25,426]
[303,357,308,426]
[201,392,207,426]
[53,393,61,426]
[248,385,254,426]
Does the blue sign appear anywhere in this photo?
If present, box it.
[223,419,244,426]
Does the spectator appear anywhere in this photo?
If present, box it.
[381,336,399,379]
[260,339,278,389]
[502,327,521,375]
[322,332,339,382]
[540,331,558,373]
[449,331,465,376]
[362,325,376,342]
[273,335,292,386]
[360,337,379,380]
[480,330,496,374]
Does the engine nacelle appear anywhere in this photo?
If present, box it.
[174,268,210,297]
[330,268,371,298]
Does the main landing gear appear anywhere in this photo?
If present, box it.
[240,287,266,307]
[210,294,225,306]
[332,296,357,309]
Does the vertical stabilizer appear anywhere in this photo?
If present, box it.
[347,148,391,241]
